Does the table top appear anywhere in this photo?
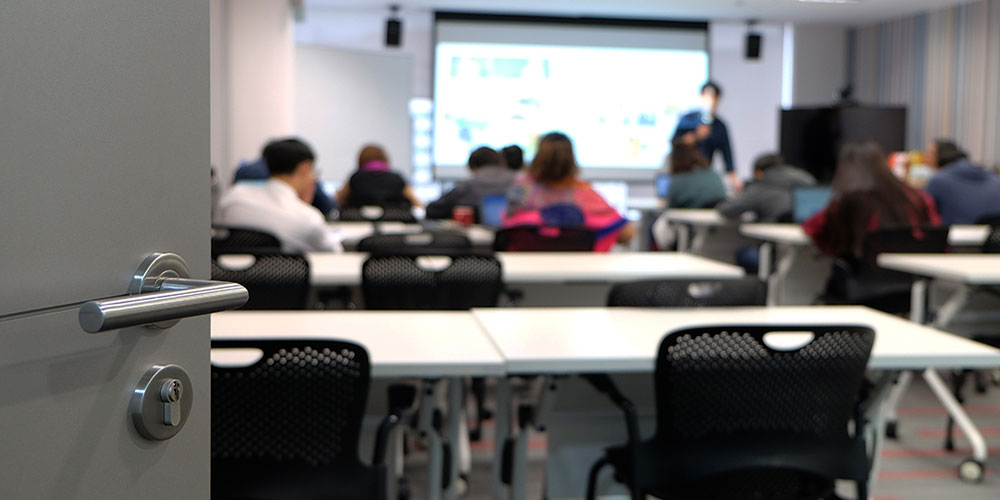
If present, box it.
[472,306,1000,374]
[664,208,728,226]
[741,223,988,247]
[878,253,1000,285]
[305,251,746,287]
[211,311,505,378]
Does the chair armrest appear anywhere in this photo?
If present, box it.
[582,374,640,445]
[372,384,417,465]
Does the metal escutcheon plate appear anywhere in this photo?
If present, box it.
[130,364,193,441]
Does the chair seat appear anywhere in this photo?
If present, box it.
[605,434,866,500]
[212,459,381,500]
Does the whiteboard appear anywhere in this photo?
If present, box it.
[294,45,413,188]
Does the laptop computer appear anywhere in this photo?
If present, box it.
[792,186,833,223]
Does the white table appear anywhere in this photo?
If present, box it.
[473,306,1000,498]
[304,251,745,287]
[740,224,991,305]
[211,311,505,500]
[663,209,728,252]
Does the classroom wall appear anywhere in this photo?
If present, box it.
[786,25,848,107]
[211,0,296,189]
[850,0,1000,167]
[709,22,785,178]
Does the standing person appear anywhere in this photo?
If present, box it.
[335,144,422,209]
[673,81,740,191]
[217,139,343,253]
[717,153,816,222]
[426,146,516,220]
[924,139,1000,225]
[503,132,634,251]
[804,141,940,259]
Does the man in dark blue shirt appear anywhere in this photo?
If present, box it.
[924,139,1000,225]
[672,81,740,191]
[234,146,336,217]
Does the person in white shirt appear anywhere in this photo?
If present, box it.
[217,139,343,253]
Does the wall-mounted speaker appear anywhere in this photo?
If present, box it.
[745,33,762,60]
[386,18,402,47]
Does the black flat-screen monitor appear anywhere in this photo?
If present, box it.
[780,106,906,183]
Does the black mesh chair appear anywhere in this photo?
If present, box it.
[607,279,767,308]
[493,225,596,251]
[975,213,1000,227]
[357,231,471,254]
[585,325,875,500]
[211,254,310,310]
[361,253,502,310]
[211,226,282,256]
[212,339,414,500]
[824,226,949,314]
[362,252,503,442]
[339,205,417,223]
[982,224,1000,254]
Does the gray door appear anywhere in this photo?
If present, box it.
[0,1,210,498]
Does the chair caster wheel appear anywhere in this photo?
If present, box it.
[885,421,898,439]
[958,459,985,483]
[469,428,482,442]
[455,473,470,496]
[945,438,955,451]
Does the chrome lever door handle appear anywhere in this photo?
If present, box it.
[79,253,248,333]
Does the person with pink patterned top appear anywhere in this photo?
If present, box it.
[502,132,634,251]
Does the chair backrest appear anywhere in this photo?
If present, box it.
[493,226,596,251]
[338,205,417,223]
[975,213,1000,226]
[607,279,767,308]
[211,226,282,256]
[361,254,502,310]
[654,325,874,442]
[211,339,370,467]
[983,225,1000,254]
[357,231,471,254]
[860,225,949,277]
[211,254,310,310]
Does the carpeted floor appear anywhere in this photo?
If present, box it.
[403,374,1000,500]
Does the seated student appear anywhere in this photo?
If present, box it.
[217,139,343,253]
[426,146,516,220]
[717,153,816,222]
[666,140,727,209]
[501,144,524,171]
[335,144,421,209]
[502,132,634,251]
[924,139,1000,225]
[232,144,336,217]
[804,141,940,259]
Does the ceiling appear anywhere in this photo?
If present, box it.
[305,0,976,25]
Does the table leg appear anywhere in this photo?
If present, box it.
[883,371,912,432]
[445,377,463,500]
[676,224,690,252]
[492,378,512,500]
[417,379,443,500]
[509,376,558,500]
[767,244,799,306]
[690,226,709,253]
[758,242,773,281]
[909,278,928,323]
[922,368,988,463]
[932,283,971,329]
[866,371,898,498]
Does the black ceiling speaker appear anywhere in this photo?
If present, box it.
[745,32,762,60]
[386,5,402,47]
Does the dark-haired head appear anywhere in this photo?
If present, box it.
[753,153,784,173]
[263,138,315,176]
[701,81,722,98]
[529,132,578,185]
[502,145,524,170]
[932,139,967,168]
[670,139,710,174]
[468,146,502,170]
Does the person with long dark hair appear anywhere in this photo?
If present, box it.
[503,132,634,251]
[804,141,941,258]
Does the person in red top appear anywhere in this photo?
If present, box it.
[804,141,941,259]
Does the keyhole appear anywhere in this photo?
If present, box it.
[160,379,183,426]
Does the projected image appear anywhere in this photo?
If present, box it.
[434,43,708,170]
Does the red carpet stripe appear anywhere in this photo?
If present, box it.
[881,446,1000,459]
[897,405,1000,416]
[469,437,547,452]
[916,426,1000,439]
[878,468,994,480]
